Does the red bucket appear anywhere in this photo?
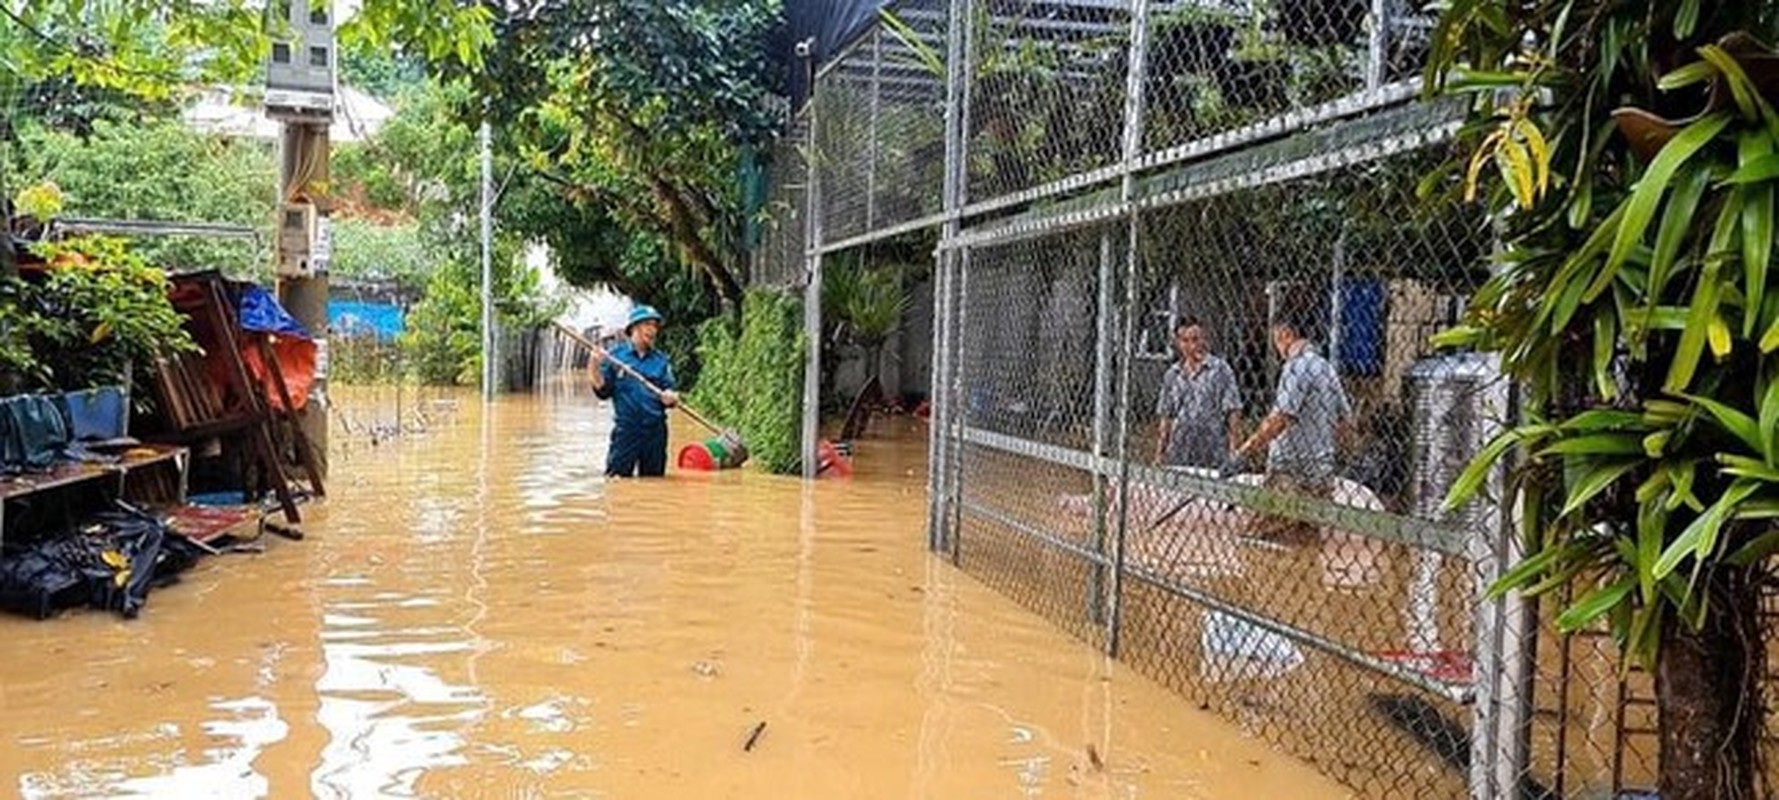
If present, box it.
[678,436,748,471]
[816,439,853,478]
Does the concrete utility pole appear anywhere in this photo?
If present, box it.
[266,0,337,478]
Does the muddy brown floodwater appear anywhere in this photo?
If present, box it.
[0,389,1348,798]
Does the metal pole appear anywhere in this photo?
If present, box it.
[1107,0,1152,657]
[1089,231,1115,623]
[1366,0,1390,89]
[479,118,495,402]
[1330,227,1346,370]
[801,82,825,480]
[950,248,970,566]
[929,0,972,551]
[866,26,882,232]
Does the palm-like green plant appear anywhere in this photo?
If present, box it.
[1428,4,1779,797]
[824,260,910,394]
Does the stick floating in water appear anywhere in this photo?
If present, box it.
[743,721,767,752]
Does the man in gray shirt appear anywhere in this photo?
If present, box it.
[1154,318,1243,468]
[1228,316,1351,544]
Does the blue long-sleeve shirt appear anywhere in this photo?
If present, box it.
[595,342,676,429]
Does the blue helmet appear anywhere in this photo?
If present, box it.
[626,304,665,332]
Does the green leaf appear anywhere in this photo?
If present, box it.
[1733,498,1779,520]
[1637,466,1673,503]
[1564,409,1644,432]
[1649,165,1711,304]
[1665,261,1723,393]
[1716,453,1779,482]
[1444,428,1523,510]
[1702,45,1762,121]
[1637,503,1665,604]
[1762,313,1779,352]
[1654,481,1758,577]
[1561,459,1640,518]
[1724,153,1779,184]
[878,9,945,78]
[1593,112,1733,303]
[1658,57,1713,90]
[1525,543,1605,596]
[1727,529,1779,567]
[1626,306,1692,332]
[1551,265,1595,333]
[1549,204,1628,332]
[1674,0,1702,39]
[1666,460,1703,512]
[1487,540,1572,598]
[1594,311,1618,399]
[1744,184,1774,337]
[1762,373,1779,460]
[1708,313,1733,360]
[1540,433,1646,457]
[1557,579,1636,632]
[1677,391,1763,453]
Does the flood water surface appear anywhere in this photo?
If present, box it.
[0,391,1346,798]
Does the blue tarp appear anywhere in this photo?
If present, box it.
[238,285,312,340]
[329,300,405,341]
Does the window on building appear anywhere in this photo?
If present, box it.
[272,42,292,64]
[310,3,328,25]
[309,46,329,67]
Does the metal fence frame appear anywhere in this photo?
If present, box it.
[767,2,1655,796]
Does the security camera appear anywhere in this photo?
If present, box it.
[795,38,814,59]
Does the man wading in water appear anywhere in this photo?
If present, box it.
[590,305,680,477]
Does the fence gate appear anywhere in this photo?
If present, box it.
[911,0,1544,796]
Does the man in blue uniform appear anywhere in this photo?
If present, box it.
[591,305,680,477]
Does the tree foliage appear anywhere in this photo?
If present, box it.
[328,79,564,385]
[326,218,426,285]
[0,1,491,101]
[430,0,786,310]
[2,236,196,393]
[7,118,275,271]
[1428,2,1779,797]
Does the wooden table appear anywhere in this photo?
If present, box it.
[0,445,189,549]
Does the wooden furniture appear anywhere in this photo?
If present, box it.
[145,272,319,522]
[0,444,188,549]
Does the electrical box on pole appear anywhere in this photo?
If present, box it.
[265,0,336,122]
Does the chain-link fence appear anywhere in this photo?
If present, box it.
[754,1,1779,796]
[753,130,809,290]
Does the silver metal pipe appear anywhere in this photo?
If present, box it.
[1107,0,1152,657]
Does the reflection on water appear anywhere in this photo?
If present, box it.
[0,389,1346,798]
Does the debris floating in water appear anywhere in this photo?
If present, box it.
[1087,744,1104,772]
[743,721,767,752]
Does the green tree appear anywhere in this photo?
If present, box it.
[1429,3,1779,797]
[339,48,425,101]
[432,0,786,311]
[328,79,565,385]
[0,2,492,101]
[327,218,427,286]
[8,118,276,272]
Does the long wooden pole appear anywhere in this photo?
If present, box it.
[553,323,727,437]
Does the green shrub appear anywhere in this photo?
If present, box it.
[693,289,805,475]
